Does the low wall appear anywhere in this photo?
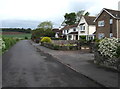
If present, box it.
[52,40,78,45]
[41,42,80,50]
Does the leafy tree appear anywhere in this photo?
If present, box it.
[31,28,55,40]
[64,13,77,25]
[37,21,53,29]
[44,29,55,37]
[76,10,90,22]
[63,11,90,25]
[84,12,90,16]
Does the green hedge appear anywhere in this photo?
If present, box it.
[2,37,19,53]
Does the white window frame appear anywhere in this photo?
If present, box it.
[98,20,105,27]
[80,25,85,31]
[110,19,113,24]
[110,33,113,38]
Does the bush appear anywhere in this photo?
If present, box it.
[116,45,120,58]
[80,36,86,40]
[94,38,120,70]
[98,37,118,58]
[2,37,19,53]
[0,38,5,51]
[25,36,28,39]
[40,37,52,43]
[93,38,101,43]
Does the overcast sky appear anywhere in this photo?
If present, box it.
[0,0,120,29]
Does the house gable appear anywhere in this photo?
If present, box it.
[94,8,120,22]
[95,9,119,39]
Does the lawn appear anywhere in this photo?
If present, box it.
[2,33,32,39]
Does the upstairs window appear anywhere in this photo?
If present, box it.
[73,28,76,31]
[98,20,104,27]
[80,26,85,30]
[110,19,113,24]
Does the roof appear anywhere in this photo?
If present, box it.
[94,8,120,22]
[52,28,59,32]
[84,16,96,25]
[68,32,78,34]
[60,24,78,31]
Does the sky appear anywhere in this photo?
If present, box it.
[0,0,120,29]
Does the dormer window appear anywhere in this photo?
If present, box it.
[98,20,104,27]
[110,19,113,24]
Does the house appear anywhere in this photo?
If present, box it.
[60,16,96,40]
[61,24,79,40]
[78,16,96,40]
[94,8,120,39]
[52,28,62,38]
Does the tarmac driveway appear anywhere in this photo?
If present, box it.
[2,40,102,87]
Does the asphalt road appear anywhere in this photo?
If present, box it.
[2,40,103,87]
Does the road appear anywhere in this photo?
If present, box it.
[2,40,102,87]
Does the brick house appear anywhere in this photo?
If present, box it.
[94,8,120,39]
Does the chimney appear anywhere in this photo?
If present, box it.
[118,1,120,11]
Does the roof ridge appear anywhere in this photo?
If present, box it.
[104,8,120,12]
[84,16,96,17]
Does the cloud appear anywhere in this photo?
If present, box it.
[0,0,120,28]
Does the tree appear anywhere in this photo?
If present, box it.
[84,12,90,16]
[64,13,77,25]
[37,21,53,30]
[76,10,90,22]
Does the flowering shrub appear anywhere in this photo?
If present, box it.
[98,37,119,58]
[2,37,19,53]
[40,37,52,43]
[0,38,5,50]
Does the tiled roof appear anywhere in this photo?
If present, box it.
[60,24,78,31]
[52,28,59,32]
[94,8,120,22]
[104,8,120,19]
[84,16,96,25]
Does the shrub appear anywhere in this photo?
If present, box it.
[25,36,28,39]
[116,45,120,58]
[93,38,101,42]
[98,37,118,58]
[2,37,19,53]
[80,36,86,40]
[0,38,5,50]
[40,37,52,43]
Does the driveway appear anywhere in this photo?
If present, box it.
[2,40,102,87]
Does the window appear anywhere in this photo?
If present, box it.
[110,19,113,24]
[83,26,85,30]
[98,20,105,27]
[98,33,105,39]
[80,26,85,30]
[67,30,69,33]
[110,33,113,38]
[73,28,76,31]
